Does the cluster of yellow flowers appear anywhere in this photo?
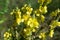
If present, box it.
[39,6,47,14]
[10,8,21,25]
[8,4,50,40]
[10,4,40,38]
[24,28,37,36]
[48,8,60,38]
[4,32,12,39]
[50,9,60,17]
[50,20,60,29]
[49,20,60,38]
[34,6,47,17]
[23,17,39,36]
[6,0,59,40]
[27,17,39,28]
[21,4,33,15]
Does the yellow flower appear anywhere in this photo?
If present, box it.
[10,12,13,15]
[24,28,32,36]
[4,32,12,38]
[24,4,27,7]
[16,9,21,18]
[21,7,25,10]
[13,8,22,25]
[26,6,33,12]
[27,18,39,28]
[10,10,14,15]
[49,30,54,38]
[39,6,47,14]
[32,29,36,32]
[24,29,27,32]
[34,10,40,16]
[26,11,32,15]
[16,18,21,25]
[9,33,12,36]
[21,4,27,11]
[49,25,54,29]
[10,8,21,25]
[58,8,60,12]
[43,6,47,13]
[36,14,40,16]
[4,33,6,38]
[50,12,57,17]
[39,32,46,38]
[23,14,30,21]
[26,6,33,15]
[17,9,21,15]
[39,35,42,38]
[50,9,60,17]
[50,20,59,29]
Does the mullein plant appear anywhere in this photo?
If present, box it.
[3,0,60,40]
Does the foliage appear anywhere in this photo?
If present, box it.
[0,0,9,14]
